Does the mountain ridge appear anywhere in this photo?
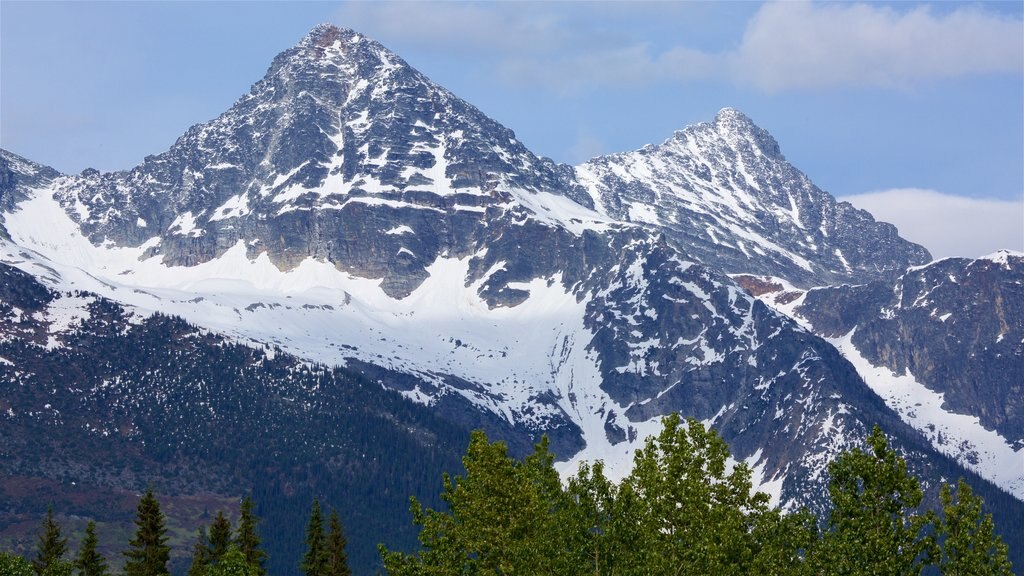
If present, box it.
[574,107,931,287]
[0,23,1020,573]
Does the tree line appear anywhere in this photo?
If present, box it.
[380,415,1013,575]
[3,414,1013,575]
[0,493,350,576]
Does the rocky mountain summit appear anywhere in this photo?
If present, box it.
[0,24,1021,573]
[574,108,931,287]
[38,24,589,298]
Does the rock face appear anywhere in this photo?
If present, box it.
[42,24,581,298]
[739,252,1024,500]
[0,150,59,213]
[798,252,1024,446]
[574,109,931,287]
[0,24,1022,566]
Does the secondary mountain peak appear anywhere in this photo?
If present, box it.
[575,109,929,287]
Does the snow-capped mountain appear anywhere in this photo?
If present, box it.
[1,24,1021,568]
[574,109,931,287]
[737,251,1024,500]
[39,24,584,298]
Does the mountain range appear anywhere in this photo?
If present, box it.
[1,24,1020,574]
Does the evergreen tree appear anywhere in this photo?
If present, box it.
[74,521,108,576]
[2,552,36,576]
[42,561,74,576]
[235,496,267,576]
[187,527,211,576]
[936,479,1013,576]
[300,499,326,576]
[325,510,351,576]
[208,511,233,565]
[123,488,170,576]
[33,506,67,576]
[811,426,932,575]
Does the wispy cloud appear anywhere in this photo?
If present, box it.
[334,2,1022,94]
[840,189,1024,260]
[733,2,1024,92]
[333,2,573,56]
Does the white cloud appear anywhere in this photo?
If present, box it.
[333,2,572,56]
[839,189,1024,260]
[334,2,1022,95]
[733,2,1024,92]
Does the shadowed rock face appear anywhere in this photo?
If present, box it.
[796,252,1024,445]
[0,150,60,213]
[574,108,931,288]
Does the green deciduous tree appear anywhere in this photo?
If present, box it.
[208,547,257,576]
[235,497,266,576]
[74,521,108,576]
[564,459,625,574]
[2,552,36,576]
[381,431,583,575]
[619,414,799,576]
[300,499,326,576]
[811,425,932,575]
[33,506,67,576]
[123,488,170,576]
[936,479,1013,576]
[382,417,820,576]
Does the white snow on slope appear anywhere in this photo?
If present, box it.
[747,280,1024,500]
[1,183,653,480]
[830,331,1024,499]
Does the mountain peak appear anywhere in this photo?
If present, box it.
[576,108,932,287]
[297,23,365,52]
[305,22,343,39]
[714,107,752,125]
[703,107,783,161]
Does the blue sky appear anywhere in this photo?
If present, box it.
[1,1,1022,258]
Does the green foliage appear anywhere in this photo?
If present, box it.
[564,459,623,574]
[207,547,257,576]
[33,506,67,576]
[40,560,74,576]
[123,488,170,576]
[324,511,351,576]
[2,419,1017,576]
[74,521,108,576]
[187,527,211,576]
[380,420,811,576]
[300,499,326,576]
[811,425,933,575]
[236,497,267,576]
[1,552,36,576]
[208,512,233,564]
[618,414,802,575]
[936,479,1013,576]
[381,431,587,575]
